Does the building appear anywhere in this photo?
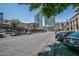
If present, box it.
[35,13,55,31]
[54,12,79,32]
[0,19,12,33]
[0,12,12,33]
[35,13,43,29]
[53,22,67,32]
[16,23,29,33]
[65,12,79,32]
[45,16,55,31]
[0,11,3,20]
[0,18,40,33]
[27,22,39,32]
[0,12,40,33]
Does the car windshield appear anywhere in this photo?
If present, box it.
[69,32,79,38]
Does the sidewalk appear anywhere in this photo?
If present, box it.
[37,32,56,56]
[37,32,79,56]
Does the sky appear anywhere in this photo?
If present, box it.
[0,3,38,23]
[55,6,77,22]
[0,3,77,23]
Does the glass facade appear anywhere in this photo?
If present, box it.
[35,13,43,29]
[45,16,55,31]
[35,14,55,31]
[0,12,3,20]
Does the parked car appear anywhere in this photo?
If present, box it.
[11,32,22,36]
[55,31,74,42]
[0,32,6,38]
[64,31,74,37]
[63,32,79,50]
[27,31,32,34]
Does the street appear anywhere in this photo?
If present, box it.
[0,32,53,56]
[0,32,79,56]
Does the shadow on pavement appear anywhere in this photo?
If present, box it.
[37,42,79,56]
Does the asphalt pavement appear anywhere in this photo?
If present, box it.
[0,32,53,56]
[0,32,79,56]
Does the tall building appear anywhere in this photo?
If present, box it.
[0,11,3,22]
[45,16,55,31]
[35,13,43,29]
[35,13,55,31]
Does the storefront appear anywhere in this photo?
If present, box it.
[0,23,12,33]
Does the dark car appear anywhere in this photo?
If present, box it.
[55,31,74,41]
[63,32,79,50]
[64,31,74,37]
[55,32,66,41]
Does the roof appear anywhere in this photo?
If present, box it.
[0,23,11,27]
[69,12,79,21]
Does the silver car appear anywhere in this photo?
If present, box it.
[27,31,32,34]
[0,32,6,38]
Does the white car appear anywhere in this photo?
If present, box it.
[0,32,6,38]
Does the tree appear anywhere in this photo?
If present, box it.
[10,19,21,32]
[20,3,79,18]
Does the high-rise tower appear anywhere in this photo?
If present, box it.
[35,13,55,31]
[0,11,3,22]
[45,16,55,31]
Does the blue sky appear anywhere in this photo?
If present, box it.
[55,6,77,22]
[0,3,38,23]
[0,3,77,23]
